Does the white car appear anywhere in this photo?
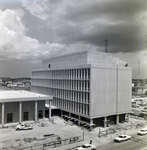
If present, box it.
[137,128,147,135]
[16,123,33,130]
[142,109,147,112]
[76,144,96,150]
[114,134,131,142]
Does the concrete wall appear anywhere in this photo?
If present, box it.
[90,66,132,118]
[42,51,116,69]
[22,101,35,121]
[38,100,46,117]
[3,102,19,123]
[42,51,88,69]
[90,67,117,118]
[117,67,132,113]
[87,51,114,67]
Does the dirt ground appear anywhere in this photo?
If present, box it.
[0,117,85,150]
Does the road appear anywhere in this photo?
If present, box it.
[96,134,147,150]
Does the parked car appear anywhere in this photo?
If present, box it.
[76,144,96,150]
[138,112,147,118]
[114,134,131,142]
[142,109,147,112]
[132,104,139,108]
[15,123,33,130]
[140,103,146,107]
[130,112,135,116]
[137,128,147,135]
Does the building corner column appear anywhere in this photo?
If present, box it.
[104,117,107,128]
[90,119,93,131]
[35,101,38,122]
[116,114,119,124]
[19,102,22,123]
[49,100,51,120]
[127,113,130,123]
[2,102,5,127]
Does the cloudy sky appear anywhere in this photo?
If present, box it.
[0,0,147,78]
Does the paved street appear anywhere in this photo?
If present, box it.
[97,133,147,150]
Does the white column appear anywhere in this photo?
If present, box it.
[86,104,87,115]
[87,69,88,80]
[49,100,51,120]
[90,119,93,131]
[127,113,130,123]
[2,103,4,127]
[116,114,119,124]
[77,101,79,113]
[90,119,93,124]
[19,102,22,123]
[104,117,107,128]
[83,103,85,114]
[35,101,38,121]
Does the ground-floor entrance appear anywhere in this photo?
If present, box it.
[45,109,61,118]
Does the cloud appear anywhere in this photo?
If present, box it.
[20,0,147,54]
[0,0,147,78]
[0,8,65,61]
[137,50,147,64]
[22,0,50,20]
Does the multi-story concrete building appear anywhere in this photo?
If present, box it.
[31,50,132,128]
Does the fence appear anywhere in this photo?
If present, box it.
[16,135,83,150]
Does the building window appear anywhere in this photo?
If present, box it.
[38,110,43,119]
[88,68,90,79]
[23,112,29,121]
[7,113,13,123]
[48,64,51,68]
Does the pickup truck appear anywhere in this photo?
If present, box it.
[15,123,33,130]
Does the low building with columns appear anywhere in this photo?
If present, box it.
[31,50,132,128]
[0,90,53,126]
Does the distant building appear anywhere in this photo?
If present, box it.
[31,50,132,127]
[132,79,147,96]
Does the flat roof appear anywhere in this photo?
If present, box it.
[0,90,53,103]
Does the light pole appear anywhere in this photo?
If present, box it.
[83,127,85,141]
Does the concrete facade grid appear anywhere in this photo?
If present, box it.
[31,68,91,117]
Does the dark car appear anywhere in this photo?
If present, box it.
[138,112,147,118]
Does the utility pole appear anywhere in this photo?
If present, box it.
[138,61,140,86]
